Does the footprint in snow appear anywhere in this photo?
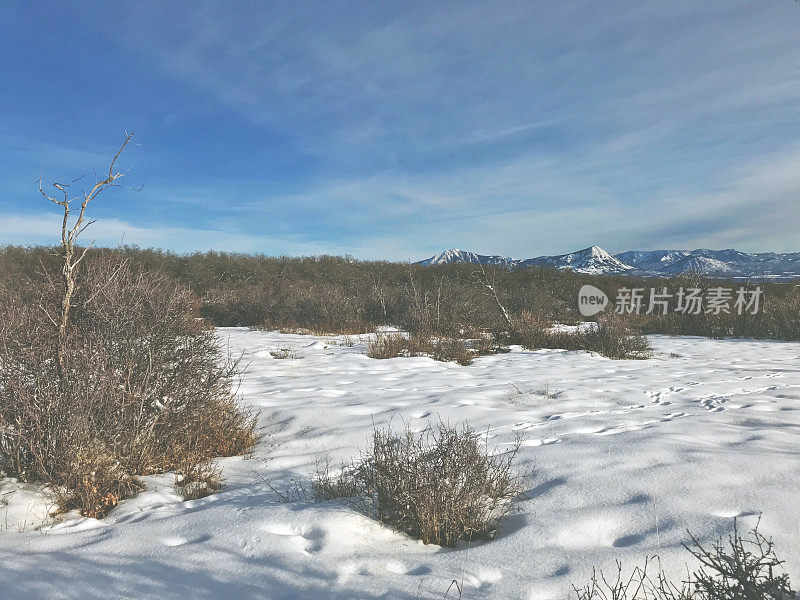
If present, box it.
[262,522,326,554]
[163,534,211,547]
[463,568,503,588]
[523,437,560,447]
[661,412,687,421]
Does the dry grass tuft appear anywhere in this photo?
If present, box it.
[174,451,222,501]
[314,422,521,547]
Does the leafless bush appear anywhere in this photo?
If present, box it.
[5,247,799,343]
[0,258,257,517]
[686,519,794,600]
[52,442,143,519]
[174,450,222,501]
[366,333,473,365]
[311,462,362,503]
[469,333,511,357]
[584,315,651,359]
[573,520,794,600]
[367,332,431,359]
[431,337,473,366]
[314,422,521,547]
[511,312,650,359]
[270,347,301,359]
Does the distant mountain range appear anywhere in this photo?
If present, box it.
[419,246,800,279]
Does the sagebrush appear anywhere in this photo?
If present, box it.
[0,257,257,517]
[366,333,474,365]
[313,422,521,547]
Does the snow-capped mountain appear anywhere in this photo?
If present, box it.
[614,250,690,271]
[660,255,739,276]
[417,246,632,274]
[520,246,634,274]
[618,248,800,277]
[752,252,800,276]
[418,249,515,267]
[418,247,800,279]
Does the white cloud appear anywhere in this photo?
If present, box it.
[0,213,328,256]
[5,1,800,259]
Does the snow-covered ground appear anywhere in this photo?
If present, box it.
[1,328,799,599]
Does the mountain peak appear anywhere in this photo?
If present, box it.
[418,246,800,279]
[545,246,633,273]
[419,249,515,267]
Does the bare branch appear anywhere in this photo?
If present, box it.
[107,130,135,180]
[35,131,137,372]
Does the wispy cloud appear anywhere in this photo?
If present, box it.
[1,1,799,258]
[1,212,365,256]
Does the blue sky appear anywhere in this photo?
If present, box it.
[1,1,799,260]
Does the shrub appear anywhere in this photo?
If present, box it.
[314,423,521,547]
[53,442,143,519]
[270,347,301,359]
[366,333,473,365]
[469,333,511,357]
[686,519,794,600]
[431,337,474,366]
[174,449,222,502]
[573,519,794,600]
[511,312,651,359]
[0,257,257,517]
[4,247,800,343]
[583,315,651,359]
[367,332,432,359]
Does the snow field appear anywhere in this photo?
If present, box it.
[1,328,799,599]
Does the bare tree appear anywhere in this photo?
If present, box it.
[368,272,388,320]
[37,131,135,370]
[473,265,514,331]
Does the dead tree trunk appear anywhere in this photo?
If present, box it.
[474,265,514,331]
[38,132,135,372]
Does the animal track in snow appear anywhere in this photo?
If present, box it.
[700,396,727,412]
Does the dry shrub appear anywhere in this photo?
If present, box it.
[174,449,222,501]
[367,332,433,359]
[510,312,651,360]
[469,333,511,357]
[314,423,521,547]
[367,333,473,365]
[583,315,651,359]
[312,462,362,503]
[269,347,301,359]
[431,337,473,366]
[0,256,257,517]
[574,519,794,600]
[5,247,800,343]
[53,442,142,519]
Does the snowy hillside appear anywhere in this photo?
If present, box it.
[1,328,798,599]
[661,255,740,276]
